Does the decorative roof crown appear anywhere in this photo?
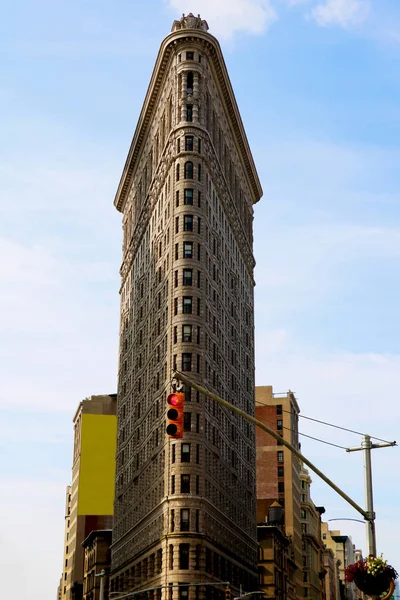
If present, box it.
[171,13,209,33]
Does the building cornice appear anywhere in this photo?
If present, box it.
[114,28,263,213]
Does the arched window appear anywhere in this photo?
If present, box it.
[184,161,193,179]
[187,72,193,94]
[176,163,180,181]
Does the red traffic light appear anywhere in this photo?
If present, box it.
[166,392,184,439]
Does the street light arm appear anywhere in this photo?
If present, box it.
[173,371,369,520]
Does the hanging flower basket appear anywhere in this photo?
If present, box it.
[345,555,398,598]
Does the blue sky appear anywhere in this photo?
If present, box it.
[1,1,399,598]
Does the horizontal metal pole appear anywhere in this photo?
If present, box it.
[346,441,396,453]
[173,371,369,520]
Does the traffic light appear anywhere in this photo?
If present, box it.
[225,587,231,600]
[166,392,185,439]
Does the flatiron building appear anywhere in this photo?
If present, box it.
[111,13,263,600]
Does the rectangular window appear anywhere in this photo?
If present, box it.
[174,270,178,288]
[182,353,192,371]
[174,326,178,344]
[183,242,193,258]
[198,191,201,207]
[179,587,189,600]
[278,481,285,494]
[278,466,284,477]
[277,451,284,463]
[197,217,201,234]
[198,138,201,153]
[184,214,193,231]
[182,324,192,342]
[184,188,193,205]
[301,523,308,534]
[183,269,192,285]
[185,136,194,151]
[197,298,201,316]
[171,509,175,532]
[175,216,179,233]
[175,243,179,260]
[181,474,190,493]
[186,105,193,122]
[183,297,192,314]
[184,385,191,402]
[183,412,191,432]
[301,509,307,519]
[181,443,190,462]
[277,419,283,430]
[186,51,194,60]
[174,298,178,315]
[172,444,176,463]
[198,164,201,181]
[179,543,190,568]
[176,190,180,207]
[197,244,201,260]
[171,475,175,494]
[276,404,282,415]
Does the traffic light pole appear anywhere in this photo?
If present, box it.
[172,371,395,557]
[346,435,395,556]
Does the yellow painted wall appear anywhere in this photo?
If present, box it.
[77,413,117,516]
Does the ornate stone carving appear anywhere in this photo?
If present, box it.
[171,13,209,33]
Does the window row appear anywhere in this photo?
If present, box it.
[170,474,200,495]
[173,324,201,344]
[171,442,200,464]
[174,269,201,288]
[173,352,201,373]
[176,188,201,207]
[170,508,200,533]
[177,135,201,154]
[178,51,201,62]
[174,296,201,315]
[176,161,202,181]
[175,214,201,233]
[175,242,201,260]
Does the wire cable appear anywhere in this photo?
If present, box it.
[256,399,393,444]
[254,402,348,450]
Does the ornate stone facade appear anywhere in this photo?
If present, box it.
[111,15,263,600]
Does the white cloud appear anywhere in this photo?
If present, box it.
[311,0,370,28]
[167,0,277,39]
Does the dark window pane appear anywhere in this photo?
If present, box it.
[183,297,192,314]
[184,161,193,179]
[185,136,194,151]
[182,324,192,342]
[184,189,193,205]
[183,242,193,258]
[181,474,190,493]
[183,413,191,432]
[179,543,190,568]
[184,215,193,231]
[181,443,190,462]
[183,269,192,285]
[182,353,192,371]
